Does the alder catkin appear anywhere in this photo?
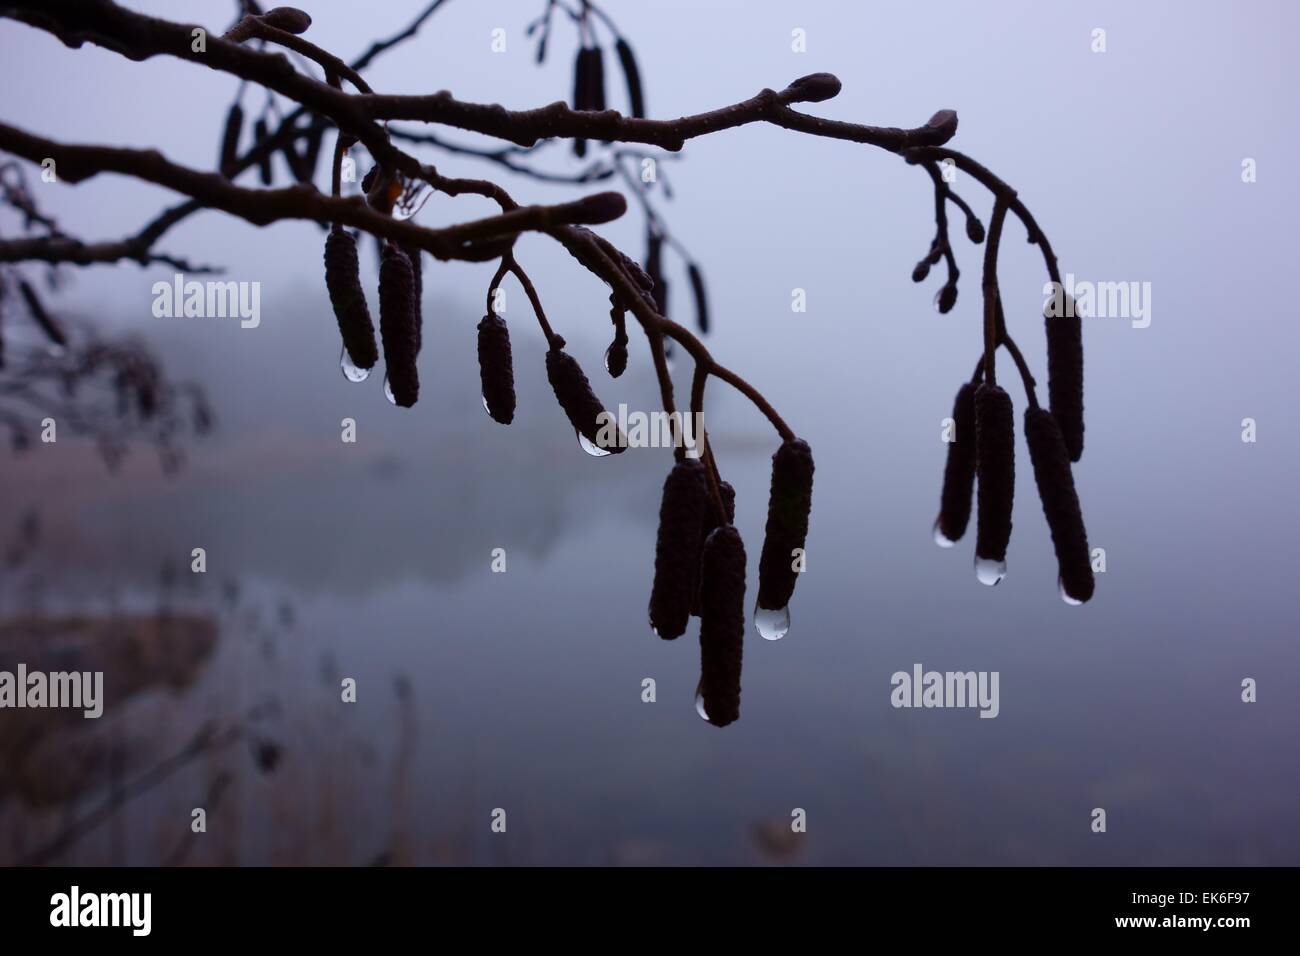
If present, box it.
[937,382,978,543]
[614,37,645,118]
[645,231,668,316]
[218,103,243,177]
[692,479,736,617]
[688,262,710,334]
[648,459,710,640]
[400,244,423,355]
[476,313,515,425]
[699,525,746,727]
[571,47,593,157]
[323,227,378,370]
[17,280,67,347]
[296,121,323,184]
[1045,299,1085,462]
[1024,407,1095,603]
[974,383,1015,564]
[545,342,625,453]
[379,243,419,407]
[757,439,815,612]
[252,119,273,185]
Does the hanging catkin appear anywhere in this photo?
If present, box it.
[323,227,378,370]
[937,382,978,543]
[545,341,624,452]
[645,231,668,317]
[17,280,67,348]
[477,313,515,424]
[379,243,419,407]
[648,459,710,640]
[218,103,243,177]
[252,119,273,185]
[692,479,736,617]
[400,244,423,355]
[688,262,710,334]
[974,383,1015,565]
[614,38,645,118]
[1045,299,1084,462]
[698,525,746,727]
[757,439,815,612]
[570,47,593,157]
[1024,407,1095,603]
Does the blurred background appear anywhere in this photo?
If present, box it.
[0,0,1297,865]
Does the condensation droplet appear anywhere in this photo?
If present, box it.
[1059,578,1084,606]
[341,347,370,383]
[383,374,397,405]
[754,603,790,641]
[578,431,611,457]
[694,680,710,722]
[933,519,957,549]
[975,556,1007,586]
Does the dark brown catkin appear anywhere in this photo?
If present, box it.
[400,244,423,355]
[570,47,592,157]
[757,439,815,612]
[1045,299,1085,462]
[587,46,608,142]
[692,479,736,617]
[937,382,978,543]
[379,243,419,407]
[17,280,67,347]
[296,121,324,184]
[614,37,645,118]
[252,119,273,185]
[699,525,746,727]
[218,103,243,177]
[476,314,515,425]
[1024,407,1095,603]
[323,227,378,370]
[645,231,668,316]
[545,343,625,453]
[974,383,1015,564]
[648,459,710,640]
[688,262,710,335]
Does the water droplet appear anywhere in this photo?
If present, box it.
[974,556,1007,586]
[754,603,790,641]
[578,431,611,457]
[604,344,617,374]
[1059,578,1083,606]
[481,395,492,416]
[932,519,957,549]
[694,680,710,722]
[341,347,370,383]
[383,374,397,405]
